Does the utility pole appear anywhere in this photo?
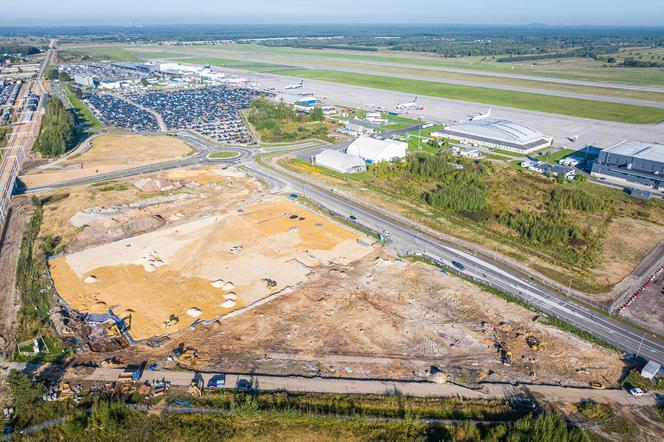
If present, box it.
[567,278,572,298]
[636,332,646,359]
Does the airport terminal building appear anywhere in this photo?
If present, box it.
[591,140,664,190]
[435,119,553,154]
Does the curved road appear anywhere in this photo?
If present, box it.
[14,131,664,366]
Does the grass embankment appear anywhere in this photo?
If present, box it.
[622,369,664,391]
[274,68,664,124]
[14,196,71,362]
[61,83,103,129]
[285,150,664,294]
[208,151,238,159]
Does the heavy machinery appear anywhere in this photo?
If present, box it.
[526,335,547,351]
[188,372,204,397]
[493,336,512,366]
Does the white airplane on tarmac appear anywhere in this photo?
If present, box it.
[284,80,304,90]
[469,108,492,121]
[396,96,424,111]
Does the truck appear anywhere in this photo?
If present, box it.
[119,361,147,382]
[207,374,227,390]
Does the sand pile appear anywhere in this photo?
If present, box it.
[134,251,167,273]
[186,307,203,318]
[133,177,183,193]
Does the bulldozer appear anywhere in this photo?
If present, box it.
[526,335,547,351]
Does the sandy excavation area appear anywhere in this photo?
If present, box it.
[116,255,624,386]
[20,134,194,188]
[50,197,374,341]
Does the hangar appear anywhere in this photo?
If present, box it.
[346,136,407,163]
[313,149,367,174]
[434,119,553,154]
[591,140,664,190]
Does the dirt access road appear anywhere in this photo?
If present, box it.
[0,362,655,407]
[0,198,32,358]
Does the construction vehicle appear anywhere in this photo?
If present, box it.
[118,361,147,382]
[188,372,204,397]
[492,335,512,366]
[590,381,605,389]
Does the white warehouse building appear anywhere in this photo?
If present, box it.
[313,149,367,174]
[346,136,407,163]
[435,119,553,154]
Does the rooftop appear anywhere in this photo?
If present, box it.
[603,140,664,163]
[444,118,548,145]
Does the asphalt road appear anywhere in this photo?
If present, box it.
[15,126,664,366]
[243,160,664,366]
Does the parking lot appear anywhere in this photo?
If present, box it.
[126,86,260,144]
[86,94,160,131]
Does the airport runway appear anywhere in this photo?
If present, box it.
[182,52,664,109]
[223,67,664,149]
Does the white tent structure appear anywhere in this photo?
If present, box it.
[313,149,367,174]
[346,136,407,163]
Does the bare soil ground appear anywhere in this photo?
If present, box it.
[0,198,33,357]
[93,253,625,386]
[597,217,664,289]
[19,134,194,188]
[32,162,627,387]
[45,168,372,340]
[620,271,664,336]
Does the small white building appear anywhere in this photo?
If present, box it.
[313,149,367,174]
[641,360,661,380]
[346,136,407,163]
[450,146,480,159]
[365,112,388,125]
[523,161,576,180]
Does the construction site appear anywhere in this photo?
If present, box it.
[18,133,194,189]
[15,151,626,388]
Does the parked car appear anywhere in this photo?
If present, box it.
[629,387,647,396]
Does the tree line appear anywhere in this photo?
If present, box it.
[33,98,78,157]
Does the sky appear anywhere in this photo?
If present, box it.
[1,0,663,27]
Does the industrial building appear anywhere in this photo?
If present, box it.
[346,136,407,163]
[434,119,553,154]
[521,160,576,180]
[591,140,664,190]
[312,149,367,174]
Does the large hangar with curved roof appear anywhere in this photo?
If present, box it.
[436,119,553,154]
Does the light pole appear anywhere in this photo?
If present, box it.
[636,332,646,359]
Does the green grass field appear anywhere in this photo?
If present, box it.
[63,45,664,123]
[208,151,238,159]
[61,83,103,128]
[275,68,664,124]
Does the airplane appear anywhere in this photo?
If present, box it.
[284,81,304,90]
[396,96,423,111]
[469,108,492,121]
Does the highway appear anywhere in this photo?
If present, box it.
[14,124,664,366]
[242,160,664,366]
